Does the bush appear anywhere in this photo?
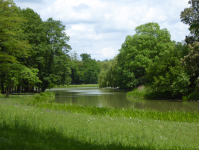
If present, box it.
[127,88,146,98]
[30,92,55,105]
[183,91,199,101]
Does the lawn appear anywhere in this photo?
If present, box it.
[0,93,198,150]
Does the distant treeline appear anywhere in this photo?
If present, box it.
[99,0,199,100]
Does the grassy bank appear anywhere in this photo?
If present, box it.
[0,93,199,149]
[53,84,99,88]
[126,87,146,99]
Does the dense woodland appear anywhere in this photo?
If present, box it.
[0,0,199,100]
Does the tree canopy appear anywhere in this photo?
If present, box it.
[0,0,72,96]
[116,22,173,89]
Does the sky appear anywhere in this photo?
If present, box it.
[13,0,191,61]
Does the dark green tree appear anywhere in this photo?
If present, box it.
[18,8,46,92]
[39,18,71,91]
[180,0,199,99]
[145,41,190,99]
[70,52,83,84]
[80,53,100,84]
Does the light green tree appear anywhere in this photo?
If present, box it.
[0,0,40,97]
[116,22,173,89]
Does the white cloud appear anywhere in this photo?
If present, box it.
[96,47,116,60]
[13,0,191,60]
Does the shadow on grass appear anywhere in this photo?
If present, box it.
[0,121,151,150]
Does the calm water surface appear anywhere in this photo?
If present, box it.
[47,87,199,112]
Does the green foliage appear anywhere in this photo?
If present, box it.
[82,59,100,84]
[126,88,146,98]
[183,91,199,101]
[1,63,41,88]
[145,43,190,99]
[0,0,30,64]
[15,8,72,91]
[29,92,55,105]
[70,52,101,84]
[181,42,199,93]
[98,57,118,87]
[0,1,44,97]
[180,0,199,44]
[116,22,173,89]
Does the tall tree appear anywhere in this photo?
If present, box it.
[19,11,72,91]
[180,0,199,44]
[39,18,71,91]
[0,0,29,65]
[181,41,199,98]
[18,8,46,92]
[116,22,173,89]
[180,0,199,99]
[0,0,40,97]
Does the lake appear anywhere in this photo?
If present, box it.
[47,87,199,112]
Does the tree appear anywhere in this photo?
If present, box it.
[116,22,173,89]
[80,53,91,62]
[38,18,71,91]
[69,53,100,84]
[181,42,199,98]
[0,0,29,65]
[180,0,199,99]
[19,14,72,91]
[180,0,199,44]
[83,59,100,84]
[80,53,100,84]
[1,63,40,97]
[98,57,118,87]
[146,41,190,99]
[18,8,46,92]
[0,0,39,97]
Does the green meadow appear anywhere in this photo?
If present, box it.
[0,92,199,150]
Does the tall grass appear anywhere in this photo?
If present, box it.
[35,103,199,123]
[126,88,146,98]
[0,102,199,150]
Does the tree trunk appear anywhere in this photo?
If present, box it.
[20,85,22,93]
[38,84,41,92]
[1,80,4,94]
[6,87,9,98]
